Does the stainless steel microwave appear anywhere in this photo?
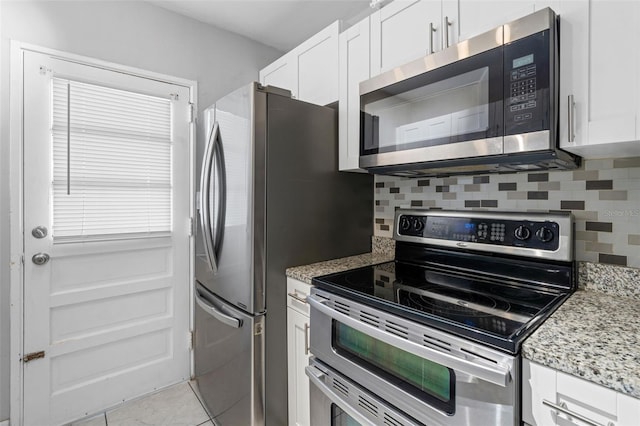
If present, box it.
[359,8,580,177]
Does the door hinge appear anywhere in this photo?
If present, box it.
[23,351,45,363]
[188,103,195,123]
[189,217,195,237]
[189,331,195,350]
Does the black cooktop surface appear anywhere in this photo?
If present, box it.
[312,259,572,354]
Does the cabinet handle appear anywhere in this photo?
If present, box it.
[288,291,308,304]
[444,16,452,49]
[568,94,575,142]
[304,323,310,355]
[542,399,613,426]
[429,22,436,54]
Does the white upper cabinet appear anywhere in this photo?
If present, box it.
[259,21,341,106]
[454,1,536,41]
[559,0,640,158]
[260,55,296,98]
[370,0,443,75]
[339,17,370,172]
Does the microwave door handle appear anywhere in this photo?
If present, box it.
[306,366,378,426]
[308,295,511,387]
[211,125,227,267]
[199,122,218,272]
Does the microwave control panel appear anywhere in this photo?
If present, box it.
[504,29,553,135]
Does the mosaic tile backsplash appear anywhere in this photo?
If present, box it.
[374,157,640,268]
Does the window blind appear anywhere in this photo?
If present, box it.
[51,78,172,240]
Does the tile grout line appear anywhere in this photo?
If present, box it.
[188,380,214,424]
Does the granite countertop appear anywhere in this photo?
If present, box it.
[286,251,394,284]
[522,289,640,398]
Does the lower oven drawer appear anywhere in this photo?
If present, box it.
[307,357,422,426]
[309,288,519,426]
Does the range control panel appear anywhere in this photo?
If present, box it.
[398,213,560,251]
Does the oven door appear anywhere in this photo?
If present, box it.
[306,357,423,426]
[309,289,519,426]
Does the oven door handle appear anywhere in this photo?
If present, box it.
[306,365,378,426]
[308,295,512,387]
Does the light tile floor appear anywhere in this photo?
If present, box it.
[69,381,213,426]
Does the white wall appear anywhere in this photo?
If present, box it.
[0,1,282,421]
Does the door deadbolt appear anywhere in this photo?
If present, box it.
[32,253,50,266]
[32,226,48,239]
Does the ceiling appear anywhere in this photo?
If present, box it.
[148,0,374,52]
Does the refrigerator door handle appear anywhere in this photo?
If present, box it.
[199,122,218,273]
[195,288,243,329]
[211,123,227,269]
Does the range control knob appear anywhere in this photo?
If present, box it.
[514,225,531,241]
[536,226,554,243]
[412,218,424,232]
[399,216,411,232]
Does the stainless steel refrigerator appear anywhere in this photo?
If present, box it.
[193,83,372,425]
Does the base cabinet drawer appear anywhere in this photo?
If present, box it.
[523,360,640,426]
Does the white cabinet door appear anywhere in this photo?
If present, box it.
[557,0,588,153]
[456,0,535,42]
[286,307,310,426]
[259,53,296,98]
[295,20,341,106]
[339,17,370,172]
[560,0,640,158]
[523,360,640,426]
[286,278,312,426]
[370,0,443,75]
[522,360,558,426]
[587,1,637,146]
[259,21,341,106]
[618,393,640,426]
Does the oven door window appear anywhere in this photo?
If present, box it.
[332,321,455,414]
[361,47,503,156]
[331,404,360,426]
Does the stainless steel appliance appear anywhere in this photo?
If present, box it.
[359,8,580,177]
[308,209,575,425]
[194,82,372,426]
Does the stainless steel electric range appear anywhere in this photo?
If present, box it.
[306,209,576,426]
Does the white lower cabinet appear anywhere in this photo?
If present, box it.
[286,278,312,426]
[523,359,640,426]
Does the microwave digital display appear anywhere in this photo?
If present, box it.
[513,54,534,69]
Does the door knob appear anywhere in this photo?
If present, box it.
[32,253,50,266]
[32,226,48,239]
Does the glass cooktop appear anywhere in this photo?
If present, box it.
[312,260,569,353]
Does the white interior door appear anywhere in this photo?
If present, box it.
[21,50,192,426]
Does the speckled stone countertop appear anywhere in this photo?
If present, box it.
[285,236,395,284]
[286,252,394,284]
[522,261,640,399]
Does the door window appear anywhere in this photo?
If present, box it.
[51,78,172,240]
